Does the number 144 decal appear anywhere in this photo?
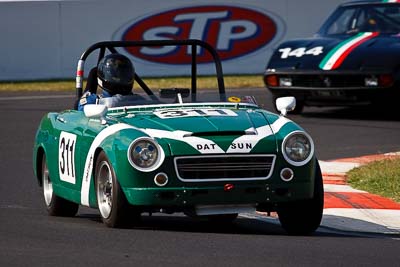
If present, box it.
[278,46,324,59]
[59,131,77,184]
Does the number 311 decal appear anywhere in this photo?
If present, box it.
[154,108,237,119]
[59,132,77,184]
[278,46,324,59]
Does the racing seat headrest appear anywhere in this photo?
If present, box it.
[85,67,98,94]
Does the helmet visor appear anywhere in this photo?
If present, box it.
[104,57,135,85]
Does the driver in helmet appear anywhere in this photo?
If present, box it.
[78,53,135,111]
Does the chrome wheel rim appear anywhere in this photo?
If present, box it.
[42,159,53,207]
[97,161,113,219]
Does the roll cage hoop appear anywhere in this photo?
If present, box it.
[75,39,226,100]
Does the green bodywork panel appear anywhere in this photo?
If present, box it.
[33,103,316,210]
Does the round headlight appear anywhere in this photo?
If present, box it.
[128,137,164,172]
[282,131,314,166]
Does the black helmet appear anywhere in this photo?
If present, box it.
[97,54,135,95]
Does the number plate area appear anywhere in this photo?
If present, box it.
[312,90,345,97]
[58,131,77,184]
[195,204,256,216]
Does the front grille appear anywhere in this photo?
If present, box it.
[281,74,368,88]
[174,155,276,182]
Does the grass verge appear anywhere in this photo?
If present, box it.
[0,75,264,92]
[347,158,400,203]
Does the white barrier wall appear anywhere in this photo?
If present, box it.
[0,0,345,81]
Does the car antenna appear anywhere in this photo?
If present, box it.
[177,93,184,105]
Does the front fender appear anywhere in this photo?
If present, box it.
[101,130,171,187]
[32,113,58,186]
[85,127,170,207]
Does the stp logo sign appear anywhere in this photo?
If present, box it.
[115,5,281,64]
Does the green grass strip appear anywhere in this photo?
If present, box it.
[0,75,264,92]
[347,158,400,203]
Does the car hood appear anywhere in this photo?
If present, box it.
[110,106,293,155]
[267,33,400,71]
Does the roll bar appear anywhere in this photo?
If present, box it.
[75,39,226,99]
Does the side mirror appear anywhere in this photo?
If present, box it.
[83,104,108,120]
[276,97,296,116]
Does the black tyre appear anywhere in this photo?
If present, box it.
[95,151,140,228]
[41,154,79,217]
[277,162,324,235]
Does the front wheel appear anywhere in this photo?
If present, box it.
[277,161,324,235]
[41,154,79,217]
[95,151,140,228]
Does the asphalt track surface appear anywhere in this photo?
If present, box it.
[1,89,400,266]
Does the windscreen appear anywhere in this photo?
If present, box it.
[320,4,400,35]
[98,89,259,109]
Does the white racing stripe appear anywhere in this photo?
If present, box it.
[144,116,290,154]
[269,116,291,133]
[227,116,290,153]
[80,123,135,206]
[80,124,225,206]
[80,117,292,206]
[143,128,225,154]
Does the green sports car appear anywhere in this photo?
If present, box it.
[33,40,323,235]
